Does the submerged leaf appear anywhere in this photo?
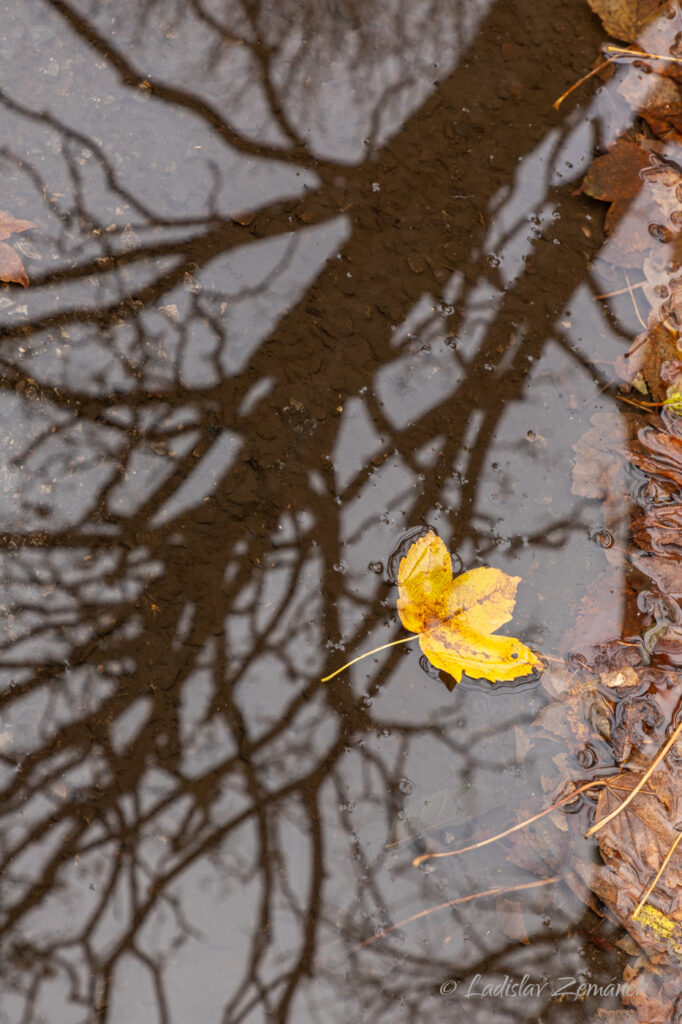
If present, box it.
[0,210,36,288]
[0,210,35,241]
[0,242,29,288]
[396,531,540,685]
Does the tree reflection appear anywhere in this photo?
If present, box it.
[0,0,635,1021]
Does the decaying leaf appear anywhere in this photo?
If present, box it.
[582,137,652,203]
[582,134,682,272]
[617,321,680,401]
[0,209,36,287]
[618,66,682,142]
[495,897,530,945]
[587,0,669,42]
[396,530,540,685]
[592,767,682,959]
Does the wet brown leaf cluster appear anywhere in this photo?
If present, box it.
[582,1,682,399]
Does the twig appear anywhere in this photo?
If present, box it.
[604,44,682,67]
[625,273,647,330]
[553,59,613,110]
[352,877,559,950]
[594,281,646,300]
[412,778,610,867]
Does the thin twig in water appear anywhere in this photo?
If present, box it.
[352,877,559,950]
[604,44,682,67]
[594,281,646,300]
[625,273,647,330]
[412,778,611,867]
[553,58,614,109]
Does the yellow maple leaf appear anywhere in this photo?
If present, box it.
[397,531,540,684]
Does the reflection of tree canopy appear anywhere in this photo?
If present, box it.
[0,0,636,1021]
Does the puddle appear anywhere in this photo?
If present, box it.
[0,0,674,1021]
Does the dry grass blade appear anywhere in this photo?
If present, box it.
[625,272,646,330]
[632,829,682,921]
[594,280,645,300]
[604,44,682,66]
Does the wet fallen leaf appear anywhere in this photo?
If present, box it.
[495,897,530,945]
[617,321,680,401]
[592,767,682,953]
[0,210,35,240]
[618,67,682,142]
[0,243,30,288]
[396,530,540,685]
[572,412,631,560]
[582,140,682,268]
[587,0,669,42]
[0,209,36,288]
[582,137,652,203]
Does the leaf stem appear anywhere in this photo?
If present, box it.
[321,634,418,682]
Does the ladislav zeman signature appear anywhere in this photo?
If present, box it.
[439,973,644,1000]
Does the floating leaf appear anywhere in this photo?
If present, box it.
[396,531,540,686]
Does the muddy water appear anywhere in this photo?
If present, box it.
[0,1,650,1021]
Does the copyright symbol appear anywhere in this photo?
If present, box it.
[440,980,458,995]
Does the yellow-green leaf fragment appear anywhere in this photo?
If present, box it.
[397,531,540,685]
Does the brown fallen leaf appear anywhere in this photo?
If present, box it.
[593,768,682,936]
[0,209,36,287]
[0,242,30,288]
[0,210,35,241]
[587,0,669,43]
[617,321,679,401]
[572,412,631,557]
[495,897,530,945]
[397,530,540,686]
[583,140,682,268]
[582,137,652,202]
[618,66,682,142]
